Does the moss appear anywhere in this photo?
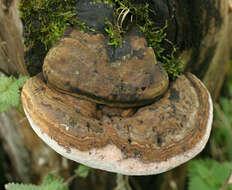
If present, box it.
[19,0,78,50]
[74,20,96,32]
[19,0,183,79]
[19,0,80,74]
[94,0,114,6]
[112,0,184,79]
[105,19,123,47]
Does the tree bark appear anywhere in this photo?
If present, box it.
[0,109,32,182]
[150,0,231,189]
[0,0,27,76]
[0,0,73,183]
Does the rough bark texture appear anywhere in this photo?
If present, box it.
[152,0,230,100]
[0,0,231,189]
[0,0,73,184]
[0,0,27,76]
[150,0,230,189]
[0,109,32,182]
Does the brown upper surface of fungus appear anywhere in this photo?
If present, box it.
[43,29,169,107]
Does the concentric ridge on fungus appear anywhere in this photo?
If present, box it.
[21,72,213,175]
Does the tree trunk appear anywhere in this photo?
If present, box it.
[0,0,27,76]
[0,0,73,183]
[148,1,230,189]
[0,0,231,189]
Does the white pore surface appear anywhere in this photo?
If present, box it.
[24,77,213,175]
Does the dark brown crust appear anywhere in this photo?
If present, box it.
[42,30,169,107]
[21,72,210,163]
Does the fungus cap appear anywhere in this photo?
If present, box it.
[21,72,213,175]
[42,28,169,108]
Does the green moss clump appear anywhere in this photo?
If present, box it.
[20,0,183,78]
[19,0,78,50]
[113,1,184,79]
[94,0,114,6]
[105,19,123,47]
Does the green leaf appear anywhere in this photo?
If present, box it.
[0,75,29,114]
[188,159,232,190]
[74,165,90,178]
[188,176,214,190]
[42,174,58,185]
[0,76,14,91]
[5,174,68,190]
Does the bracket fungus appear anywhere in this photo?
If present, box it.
[42,28,169,108]
[21,0,213,176]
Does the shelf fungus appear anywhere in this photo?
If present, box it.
[42,28,169,108]
[21,70,213,175]
[21,0,213,176]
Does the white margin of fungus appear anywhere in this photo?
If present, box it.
[24,75,213,176]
